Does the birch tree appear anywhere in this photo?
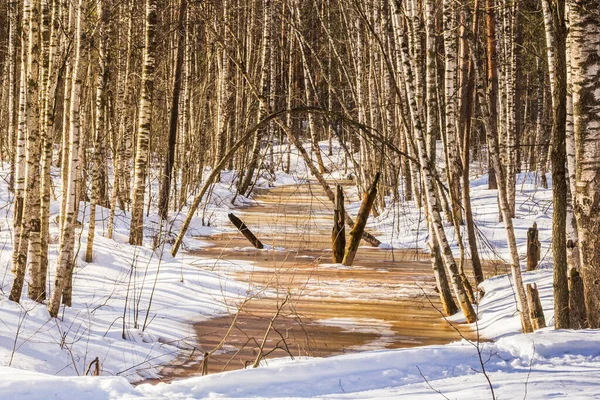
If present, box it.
[394,0,476,323]
[49,0,87,317]
[11,0,30,275]
[129,0,158,245]
[442,0,463,228]
[238,0,272,197]
[569,0,600,328]
[86,0,110,262]
[458,0,484,285]
[472,31,534,333]
[546,0,569,329]
[425,0,459,315]
[7,0,18,193]
[10,0,43,303]
[157,0,186,221]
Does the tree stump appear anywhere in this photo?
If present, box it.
[526,283,546,330]
[332,185,346,263]
[569,263,587,329]
[342,172,380,266]
[526,222,540,271]
[228,213,264,249]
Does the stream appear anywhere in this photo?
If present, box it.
[150,181,497,382]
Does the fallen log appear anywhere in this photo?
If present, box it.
[342,172,380,266]
[332,185,346,263]
[228,213,264,249]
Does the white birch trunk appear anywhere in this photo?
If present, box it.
[472,38,534,333]
[7,0,18,193]
[11,0,30,272]
[48,0,86,317]
[564,8,579,258]
[129,0,158,246]
[395,0,477,323]
[86,0,109,262]
[10,0,43,303]
[569,0,600,328]
[443,0,463,227]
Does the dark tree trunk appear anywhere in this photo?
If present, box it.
[485,0,499,190]
[549,0,570,329]
[458,0,484,285]
[158,0,186,220]
[526,222,541,271]
[332,185,346,263]
[342,173,380,266]
[228,213,264,249]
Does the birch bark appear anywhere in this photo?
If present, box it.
[48,0,87,317]
[472,37,533,333]
[395,0,476,322]
[10,0,43,303]
[129,0,158,245]
[569,0,600,328]
[86,0,110,261]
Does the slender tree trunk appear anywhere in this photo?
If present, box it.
[238,0,271,196]
[547,0,570,329]
[541,0,556,109]
[157,0,186,220]
[472,38,533,333]
[443,0,463,228]
[421,2,461,306]
[458,0,484,285]
[485,0,499,191]
[34,0,54,302]
[342,173,380,267]
[533,59,545,183]
[564,7,583,326]
[395,0,477,323]
[284,8,295,174]
[296,3,326,175]
[501,0,517,219]
[214,0,231,172]
[177,3,193,210]
[7,0,18,193]
[10,0,43,303]
[11,0,30,273]
[129,0,158,245]
[48,0,87,317]
[86,0,110,262]
[119,0,135,210]
[59,0,74,231]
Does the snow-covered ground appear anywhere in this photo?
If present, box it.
[0,141,598,399]
[0,165,261,383]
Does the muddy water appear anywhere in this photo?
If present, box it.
[153,182,504,382]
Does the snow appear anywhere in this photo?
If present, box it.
[370,171,554,269]
[0,165,256,383]
[0,140,599,399]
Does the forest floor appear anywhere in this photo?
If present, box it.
[0,141,599,399]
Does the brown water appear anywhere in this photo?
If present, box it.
[151,182,504,382]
